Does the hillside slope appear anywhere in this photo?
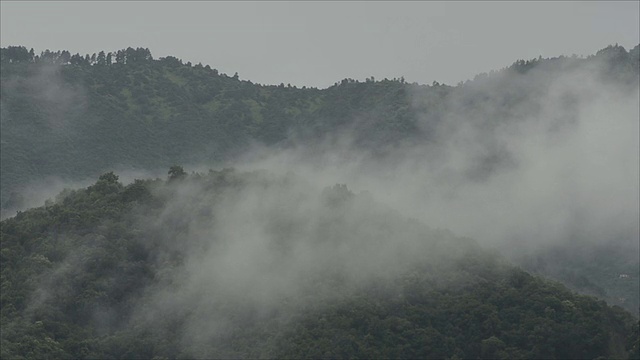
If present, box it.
[2,44,639,318]
[1,169,638,359]
[2,45,638,211]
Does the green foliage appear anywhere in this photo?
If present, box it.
[518,241,640,317]
[167,165,186,181]
[1,169,638,359]
[1,44,639,358]
[2,44,639,214]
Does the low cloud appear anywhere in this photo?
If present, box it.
[11,50,639,354]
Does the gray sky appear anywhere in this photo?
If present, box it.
[1,1,638,88]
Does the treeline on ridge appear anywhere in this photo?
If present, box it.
[1,168,638,359]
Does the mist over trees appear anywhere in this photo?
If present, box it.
[1,46,153,66]
[1,44,639,359]
[1,44,638,214]
[1,169,638,358]
[1,44,638,215]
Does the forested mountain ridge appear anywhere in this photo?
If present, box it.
[1,169,638,359]
[1,46,419,211]
[2,44,638,214]
[2,43,639,320]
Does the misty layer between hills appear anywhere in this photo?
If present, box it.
[1,45,639,357]
[235,51,639,254]
[119,172,480,353]
[2,45,638,310]
[9,168,635,359]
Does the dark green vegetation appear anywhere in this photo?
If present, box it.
[1,170,639,359]
[1,44,639,358]
[0,46,423,209]
[517,240,640,320]
[4,43,638,314]
[3,45,638,212]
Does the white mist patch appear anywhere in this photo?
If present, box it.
[126,171,469,352]
[230,55,639,254]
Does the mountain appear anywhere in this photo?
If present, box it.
[3,43,638,314]
[2,45,638,214]
[1,44,639,358]
[0,46,422,213]
[1,169,638,359]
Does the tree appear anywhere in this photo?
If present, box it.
[97,51,106,66]
[98,172,119,183]
[60,50,71,65]
[0,46,32,63]
[481,336,507,359]
[168,166,186,181]
[115,50,125,64]
[88,172,122,195]
[70,53,83,66]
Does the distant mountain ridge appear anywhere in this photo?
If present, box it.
[1,44,638,213]
[1,43,639,319]
[1,169,638,359]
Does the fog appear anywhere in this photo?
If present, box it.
[0,63,86,219]
[6,48,639,354]
[119,169,478,354]
[0,168,170,220]
[232,56,639,254]
[85,53,636,352]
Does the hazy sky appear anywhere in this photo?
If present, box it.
[1,1,638,88]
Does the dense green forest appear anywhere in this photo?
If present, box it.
[0,45,424,210]
[1,44,639,358]
[2,44,638,213]
[1,169,638,359]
